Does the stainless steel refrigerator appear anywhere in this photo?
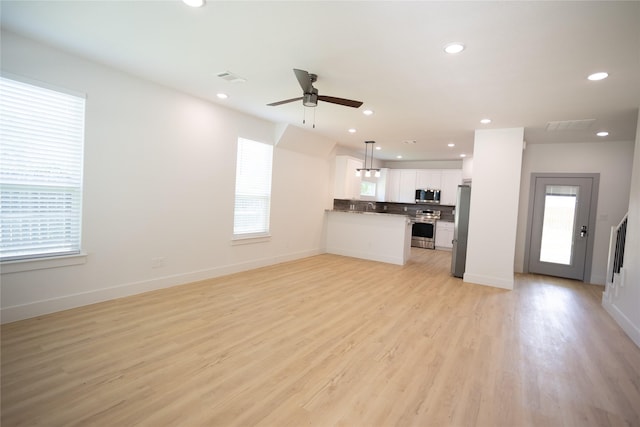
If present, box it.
[451,185,471,278]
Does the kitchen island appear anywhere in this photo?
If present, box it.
[325,210,412,265]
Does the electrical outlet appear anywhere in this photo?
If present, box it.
[151,257,165,268]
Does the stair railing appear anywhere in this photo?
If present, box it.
[605,213,628,299]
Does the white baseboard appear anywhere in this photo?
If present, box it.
[1,248,322,324]
[462,273,514,290]
[602,298,640,349]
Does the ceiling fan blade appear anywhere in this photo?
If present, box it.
[293,69,313,93]
[267,97,303,106]
[318,95,363,108]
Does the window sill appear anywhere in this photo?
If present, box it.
[231,234,272,245]
[1,253,88,274]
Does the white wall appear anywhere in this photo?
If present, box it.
[464,128,524,290]
[0,31,335,322]
[603,112,640,347]
[515,140,635,284]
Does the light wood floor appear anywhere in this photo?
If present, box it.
[2,249,640,426]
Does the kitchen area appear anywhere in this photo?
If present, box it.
[325,155,472,277]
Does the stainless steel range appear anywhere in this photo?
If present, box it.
[411,210,441,249]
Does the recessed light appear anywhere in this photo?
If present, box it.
[396,155,403,159]
[596,131,609,137]
[375,146,382,150]
[182,0,205,7]
[363,109,374,116]
[216,93,228,99]
[447,143,455,147]
[404,140,416,144]
[480,118,491,124]
[444,42,465,54]
[348,128,356,134]
[588,72,608,81]
[460,154,466,158]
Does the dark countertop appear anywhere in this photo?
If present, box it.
[327,209,411,218]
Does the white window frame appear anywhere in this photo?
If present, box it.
[360,181,377,197]
[232,138,273,242]
[0,74,86,267]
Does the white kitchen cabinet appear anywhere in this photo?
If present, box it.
[385,169,401,202]
[334,156,363,199]
[398,170,417,203]
[375,168,388,201]
[384,168,462,204]
[440,169,463,205]
[435,221,454,250]
[462,157,473,182]
[416,170,441,190]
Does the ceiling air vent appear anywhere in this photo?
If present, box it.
[216,71,247,83]
[546,119,595,131]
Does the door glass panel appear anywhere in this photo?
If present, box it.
[539,185,578,265]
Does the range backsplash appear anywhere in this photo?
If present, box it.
[333,199,455,222]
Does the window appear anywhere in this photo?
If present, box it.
[0,76,86,261]
[360,181,376,197]
[233,138,273,238]
[539,185,579,265]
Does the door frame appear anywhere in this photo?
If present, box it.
[523,172,600,281]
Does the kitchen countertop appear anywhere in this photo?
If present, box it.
[327,209,453,221]
[327,209,410,217]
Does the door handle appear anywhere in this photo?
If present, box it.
[580,225,588,237]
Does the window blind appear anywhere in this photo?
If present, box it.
[0,76,85,261]
[233,138,273,237]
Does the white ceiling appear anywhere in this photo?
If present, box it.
[1,1,639,161]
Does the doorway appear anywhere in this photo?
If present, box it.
[524,173,599,281]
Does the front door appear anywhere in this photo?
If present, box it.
[527,175,598,281]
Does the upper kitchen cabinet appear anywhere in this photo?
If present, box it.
[334,155,363,200]
[382,168,463,204]
[462,157,473,183]
[398,170,417,203]
[416,170,441,190]
[440,169,463,205]
[385,169,401,202]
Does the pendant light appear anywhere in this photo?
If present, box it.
[355,140,381,178]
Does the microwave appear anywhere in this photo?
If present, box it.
[415,189,441,204]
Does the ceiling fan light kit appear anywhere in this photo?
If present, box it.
[303,92,318,107]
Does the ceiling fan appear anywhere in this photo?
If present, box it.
[267,69,363,109]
